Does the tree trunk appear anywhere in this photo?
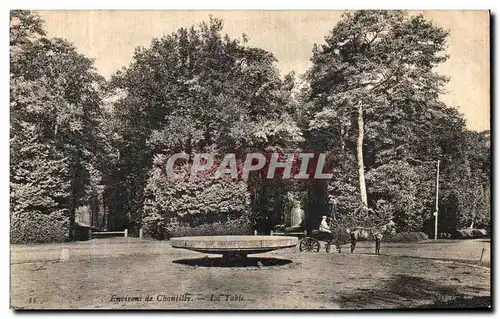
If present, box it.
[70,173,76,241]
[357,101,368,207]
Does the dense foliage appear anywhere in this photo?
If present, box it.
[302,10,490,232]
[10,10,490,243]
[10,10,106,243]
[106,17,301,236]
[142,155,251,238]
[11,210,70,244]
[383,232,429,242]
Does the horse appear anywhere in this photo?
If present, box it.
[348,220,396,255]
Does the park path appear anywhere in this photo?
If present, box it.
[10,238,167,264]
[10,238,490,309]
[350,239,490,263]
[11,238,490,264]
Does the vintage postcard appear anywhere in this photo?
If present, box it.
[9,10,491,310]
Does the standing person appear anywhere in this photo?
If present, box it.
[374,233,382,255]
[327,217,342,253]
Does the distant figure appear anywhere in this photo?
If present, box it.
[319,216,331,233]
[288,192,304,229]
[373,233,383,255]
[318,216,341,253]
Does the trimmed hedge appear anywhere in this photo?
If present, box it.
[167,215,252,238]
[11,210,70,244]
[142,212,168,240]
[143,213,251,240]
[383,232,429,242]
[142,155,252,240]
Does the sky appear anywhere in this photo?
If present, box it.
[37,10,490,131]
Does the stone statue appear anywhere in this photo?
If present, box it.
[287,192,304,228]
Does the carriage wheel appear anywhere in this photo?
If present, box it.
[310,239,320,252]
[299,238,320,252]
[299,238,308,252]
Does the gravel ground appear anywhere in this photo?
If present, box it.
[10,238,491,310]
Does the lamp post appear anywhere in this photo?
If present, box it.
[434,160,440,240]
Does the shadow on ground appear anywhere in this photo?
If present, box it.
[383,253,491,268]
[350,251,490,268]
[172,256,293,268]
[338,274,491,309]
[416,296,491,309]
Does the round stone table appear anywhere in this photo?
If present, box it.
[170,235,298,263]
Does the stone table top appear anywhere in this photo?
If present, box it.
[170,235,298,255]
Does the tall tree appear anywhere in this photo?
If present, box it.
[108,17,302,233]
[305,10,449,218]
[10,10,106,240]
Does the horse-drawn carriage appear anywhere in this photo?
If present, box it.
[272,192,396,255]
[299,230,343,253]
[274,193,394,254]
[272,225,344,253]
